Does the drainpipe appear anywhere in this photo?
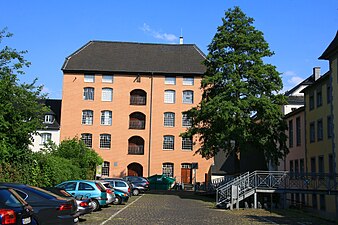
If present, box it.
[147,73,154,176]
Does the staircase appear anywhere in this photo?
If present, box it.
[216,170,288,209]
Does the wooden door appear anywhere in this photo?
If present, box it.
[181,167,192,184]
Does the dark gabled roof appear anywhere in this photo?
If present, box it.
[62,41,206,75]
[284,75,315,96]
[39,99,62,130]
[319,31,338,60]
[300,71,330,93]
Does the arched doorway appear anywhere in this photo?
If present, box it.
[127,163,143,176]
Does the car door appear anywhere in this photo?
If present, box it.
[115,180,128,193]
[76,182,96,199]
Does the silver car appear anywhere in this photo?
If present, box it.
[103,178,132,196]
[93,180,115,204]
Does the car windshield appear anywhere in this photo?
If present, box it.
[0,189,24,208]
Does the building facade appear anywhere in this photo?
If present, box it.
[30,99,61,152]
[60,41,212,184]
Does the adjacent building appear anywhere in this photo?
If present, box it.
[60,41,213,184]
[30,99,61,152]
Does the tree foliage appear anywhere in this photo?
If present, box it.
[0,28,48,156]
[182,7,288,165]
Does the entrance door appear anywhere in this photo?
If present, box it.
[181,163,192,184]
[127,163,143,176]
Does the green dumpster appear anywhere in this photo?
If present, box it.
[148,174,176,190]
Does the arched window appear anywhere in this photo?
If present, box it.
[101,110,112,125]
[183,90,193,104]
[102,161,110,176]
[162,163,174,177]
[129,112,146,129]
[163,135,174,150]
[130,89,147,105]
[164,112,175,127]
[100,134,111,149]
[81,133,92,147]
[102,88,113,101]
[83,87,94,100]
[164,90,175,103]
[82,110,93,125]
[128,136,144,155]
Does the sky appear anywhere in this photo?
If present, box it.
[1,0,337,99]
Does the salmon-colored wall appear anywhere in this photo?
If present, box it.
[61,73,212,182]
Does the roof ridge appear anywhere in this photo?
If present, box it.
[90,40,196,46]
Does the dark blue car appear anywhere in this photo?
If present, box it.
[0,186,36,225]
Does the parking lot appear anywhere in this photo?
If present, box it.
[78,190,336,225]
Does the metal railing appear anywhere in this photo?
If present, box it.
[128,146,144,155]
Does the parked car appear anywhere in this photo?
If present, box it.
[56,180,107,211]
[103,178,132,196]
[0,186,36,225]
[123,176,150,196]
[112,189,129,205]
[0,183,78,225]
[91,181,115,205]
[42,187,93,217]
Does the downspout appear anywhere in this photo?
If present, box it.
[147,73,154,176]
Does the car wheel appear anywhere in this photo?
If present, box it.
[132,188,140,196]
[113,196,122,205]
[91,199,100,211]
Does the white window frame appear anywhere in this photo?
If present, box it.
[182,137,193,150]
[182,113,192,127]
[165,76,176,85]
[164,90,175,104]
[101,110,112,125]
[82,110,93,125]
[81,133,92,148]
[162,163,174,177]
[183,90,193,104]
[83,87,94,100]
[183,76,194,85]
[84,74,95,83]
[102,88,113,102]
[163,135,174,150]
[40,133,51,145]
[100,134,111,149]
[164,112,175,127]
[102,161,110,176]
[44,114,54,124]
[102,75,113,83]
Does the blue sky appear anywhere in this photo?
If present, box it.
[1,0,337,99]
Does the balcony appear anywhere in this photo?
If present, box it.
[130,89,147,105]
[128,146,144,155]
[129,112,146,129]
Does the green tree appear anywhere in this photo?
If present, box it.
[44,138,103,180]
[182,7,288,167]
[0,28,47,159]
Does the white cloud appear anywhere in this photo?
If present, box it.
[287,76,304,86]
[283,70,297,77]
[140,23,178,43]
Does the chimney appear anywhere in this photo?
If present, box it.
[179,36,183,44]
[313,67,321,80]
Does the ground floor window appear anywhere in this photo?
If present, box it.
[162,163,174,177]
[102,161,110,176]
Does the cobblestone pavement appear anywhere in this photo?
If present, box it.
[78,190,337,225]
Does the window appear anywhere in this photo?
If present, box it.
[164,112,175,127]
[165,76,176,85]
[296,117,301,146]
[182,137,193,150]
[162,163,174,177]
[327,84,331,104]
[84,74,94,83]
[327,116,333,139]
[81,133,92,147]
[102,75,113,83]
[130,89,146,105]
[311,157,316,177]
[329,154,334,178]
[164,90,175,103]
[163,135,174,150]
[294,159,299,177]
[100,134,111,149]
[83,87,94,100]
[44,114,54,124]
[288,120,293,148]
[183,90,194,104]
[310,122,315,143]
[312,194,317,209]
[316,88,322,107]
[320,195,326,211]
[309,94,314,110]
[101,110,112,125]
[128,136,144,155]
[102,88,113,102]
[300,159,304,176]
[102,161,110,176]
[289,160,294,178]
[129,112,146,129]
[318,155,324,175]
[41,133,51,144]
[82,110,93,125]
[182,113,192,127]
[183,76,194,85]
[79,182,94,191]
[317,119,323,141]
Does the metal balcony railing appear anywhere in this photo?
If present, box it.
[129,120,145,129]
[130,96,146,105]
[128,146,144,155]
